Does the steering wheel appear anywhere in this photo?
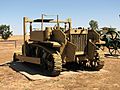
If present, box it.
[108,40,120,56]
[105,30,120,56]
[106,30,120,40]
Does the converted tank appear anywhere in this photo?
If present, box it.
[14,14,104,76]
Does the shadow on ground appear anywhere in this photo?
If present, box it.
[9,61,84,78]
[0,61,103,80]
[105,54,120,58]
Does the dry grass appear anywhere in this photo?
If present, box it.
[0,35,120,90]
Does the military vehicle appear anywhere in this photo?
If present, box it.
[13,14,104,76]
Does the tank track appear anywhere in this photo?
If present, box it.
[79,57,104,71]
[50,52,62,76]
[30,43,62,76]
[79,60,104,71]
[78,51,104,71]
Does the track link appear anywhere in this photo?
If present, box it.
[30,43,62,76]
[50,52,62,76]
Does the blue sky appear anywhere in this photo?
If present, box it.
[0,0,120,35]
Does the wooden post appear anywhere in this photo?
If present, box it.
[15,40,16,48]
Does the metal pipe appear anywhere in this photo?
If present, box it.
[57,15,59,29]
[23,17,26,56]
[41,14,44,31]
[30,22,32,33]
[67,18,72,30]
[65,23,67,31]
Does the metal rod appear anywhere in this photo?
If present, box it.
[57,15,59,29]
[23,17,26,56]
[30,22,32,33]
[41,14,44,31]
[65,23,67,31]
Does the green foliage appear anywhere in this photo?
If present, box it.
[0,25,13,40]
[89,20,98,30]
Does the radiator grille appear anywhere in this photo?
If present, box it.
[71,34,87,52]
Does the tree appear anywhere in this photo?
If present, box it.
[0,25,13,40]
[89,20,98,30]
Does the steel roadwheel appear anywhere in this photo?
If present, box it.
[109,48,120,56]
[90,60,104,71]
[44,52,62,76]
[45,54,54,71]
[108,41,120,56]
[31,43,62,76]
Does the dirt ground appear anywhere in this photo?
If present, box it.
[0,36,120,90]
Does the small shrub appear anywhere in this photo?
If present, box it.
[0,25,13,40]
